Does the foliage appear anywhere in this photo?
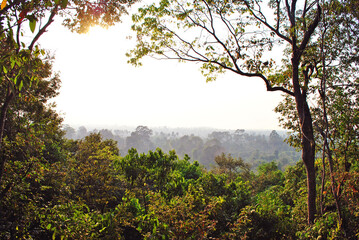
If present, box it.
[0,54,66,238]
[296,212,344,240]
[116,148,178,192]
[65,126,301,170]
[40,201,104,240]
[2,134,359,239]
[126,0,359,225]
[63,133,122,212]
[254,162,285,193]
[0,0,358,238]
[0,1,139,237]
[0,0,139,199]
[138,189,222,240]
[212,153,250,180]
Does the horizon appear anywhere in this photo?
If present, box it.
[63,123,288,136]
[42,14,285,131]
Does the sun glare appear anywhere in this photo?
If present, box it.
[48,20,282,130]
[84,25,112,46]
[76,24,125,67]
[88,25,108,37]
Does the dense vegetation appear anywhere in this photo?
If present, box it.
[128,0,359,224]
[64,125,301,170]
[0,0,358,239]
[2,121,359,239]
[0,74,357,238]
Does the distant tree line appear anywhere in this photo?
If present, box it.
[1,0,358,236]
[63,125,301,170]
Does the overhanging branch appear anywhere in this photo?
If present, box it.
[29,6,58,51]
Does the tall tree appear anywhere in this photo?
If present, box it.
[64,133,121,212]
[0,58,66,238]
[275,0,358,232]
[126,126,154,153]
[127,0,326,224]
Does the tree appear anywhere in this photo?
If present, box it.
[77,126,88,139]
[0,58,67,238]
[63,124,76,139]
[64,133,121,212]
[171,134,204,159]
[117,148,177,192]
[201,138,225,167]
[255,162,284,193]
[127,0,332,224]
[213,153,250,180]
[274,0,358,231]
[126,126,154,153]
[208,131,232,144]
[312,1,358,235]
[0,0,138,203]
[99,129,115,140]
[136,189,221,239]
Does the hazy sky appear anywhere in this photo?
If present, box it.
[39,14,284,130]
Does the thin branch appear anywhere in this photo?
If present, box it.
[302,0,308,31]
[244,0,292,44]
[29,6,58,51]
[298,4,321,53]
[202,0,216,35]
[16,16,21,53]
[276,0,281,32]
[291,0,297,23]
[161,24,209,61]
[285,0,294,26]
[161,1,295,96]
[217,8,242,70]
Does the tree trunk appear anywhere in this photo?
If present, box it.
[292,58,317,224]
[298,97,317,224]
[0,86,15,184]
[303,139,316,224]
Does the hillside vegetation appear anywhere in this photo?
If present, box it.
[0,0,358,238]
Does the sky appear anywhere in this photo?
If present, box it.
[39,14,285,131]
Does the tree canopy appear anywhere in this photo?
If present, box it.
[0,0,137,200]
[127,0,359,225]
[0,0,358,238]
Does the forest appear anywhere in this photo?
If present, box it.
[0,0,358,239]
[63,125,301,170]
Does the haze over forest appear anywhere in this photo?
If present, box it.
[1,0,358,239]
[64,125,301,170]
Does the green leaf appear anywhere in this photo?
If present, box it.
[29,19,36,33]
[2,65,7,74]
[19,80,23,91]
[10,56,15,69]
[61,0,68,9]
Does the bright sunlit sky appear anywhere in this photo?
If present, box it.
[39,13,284,131]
